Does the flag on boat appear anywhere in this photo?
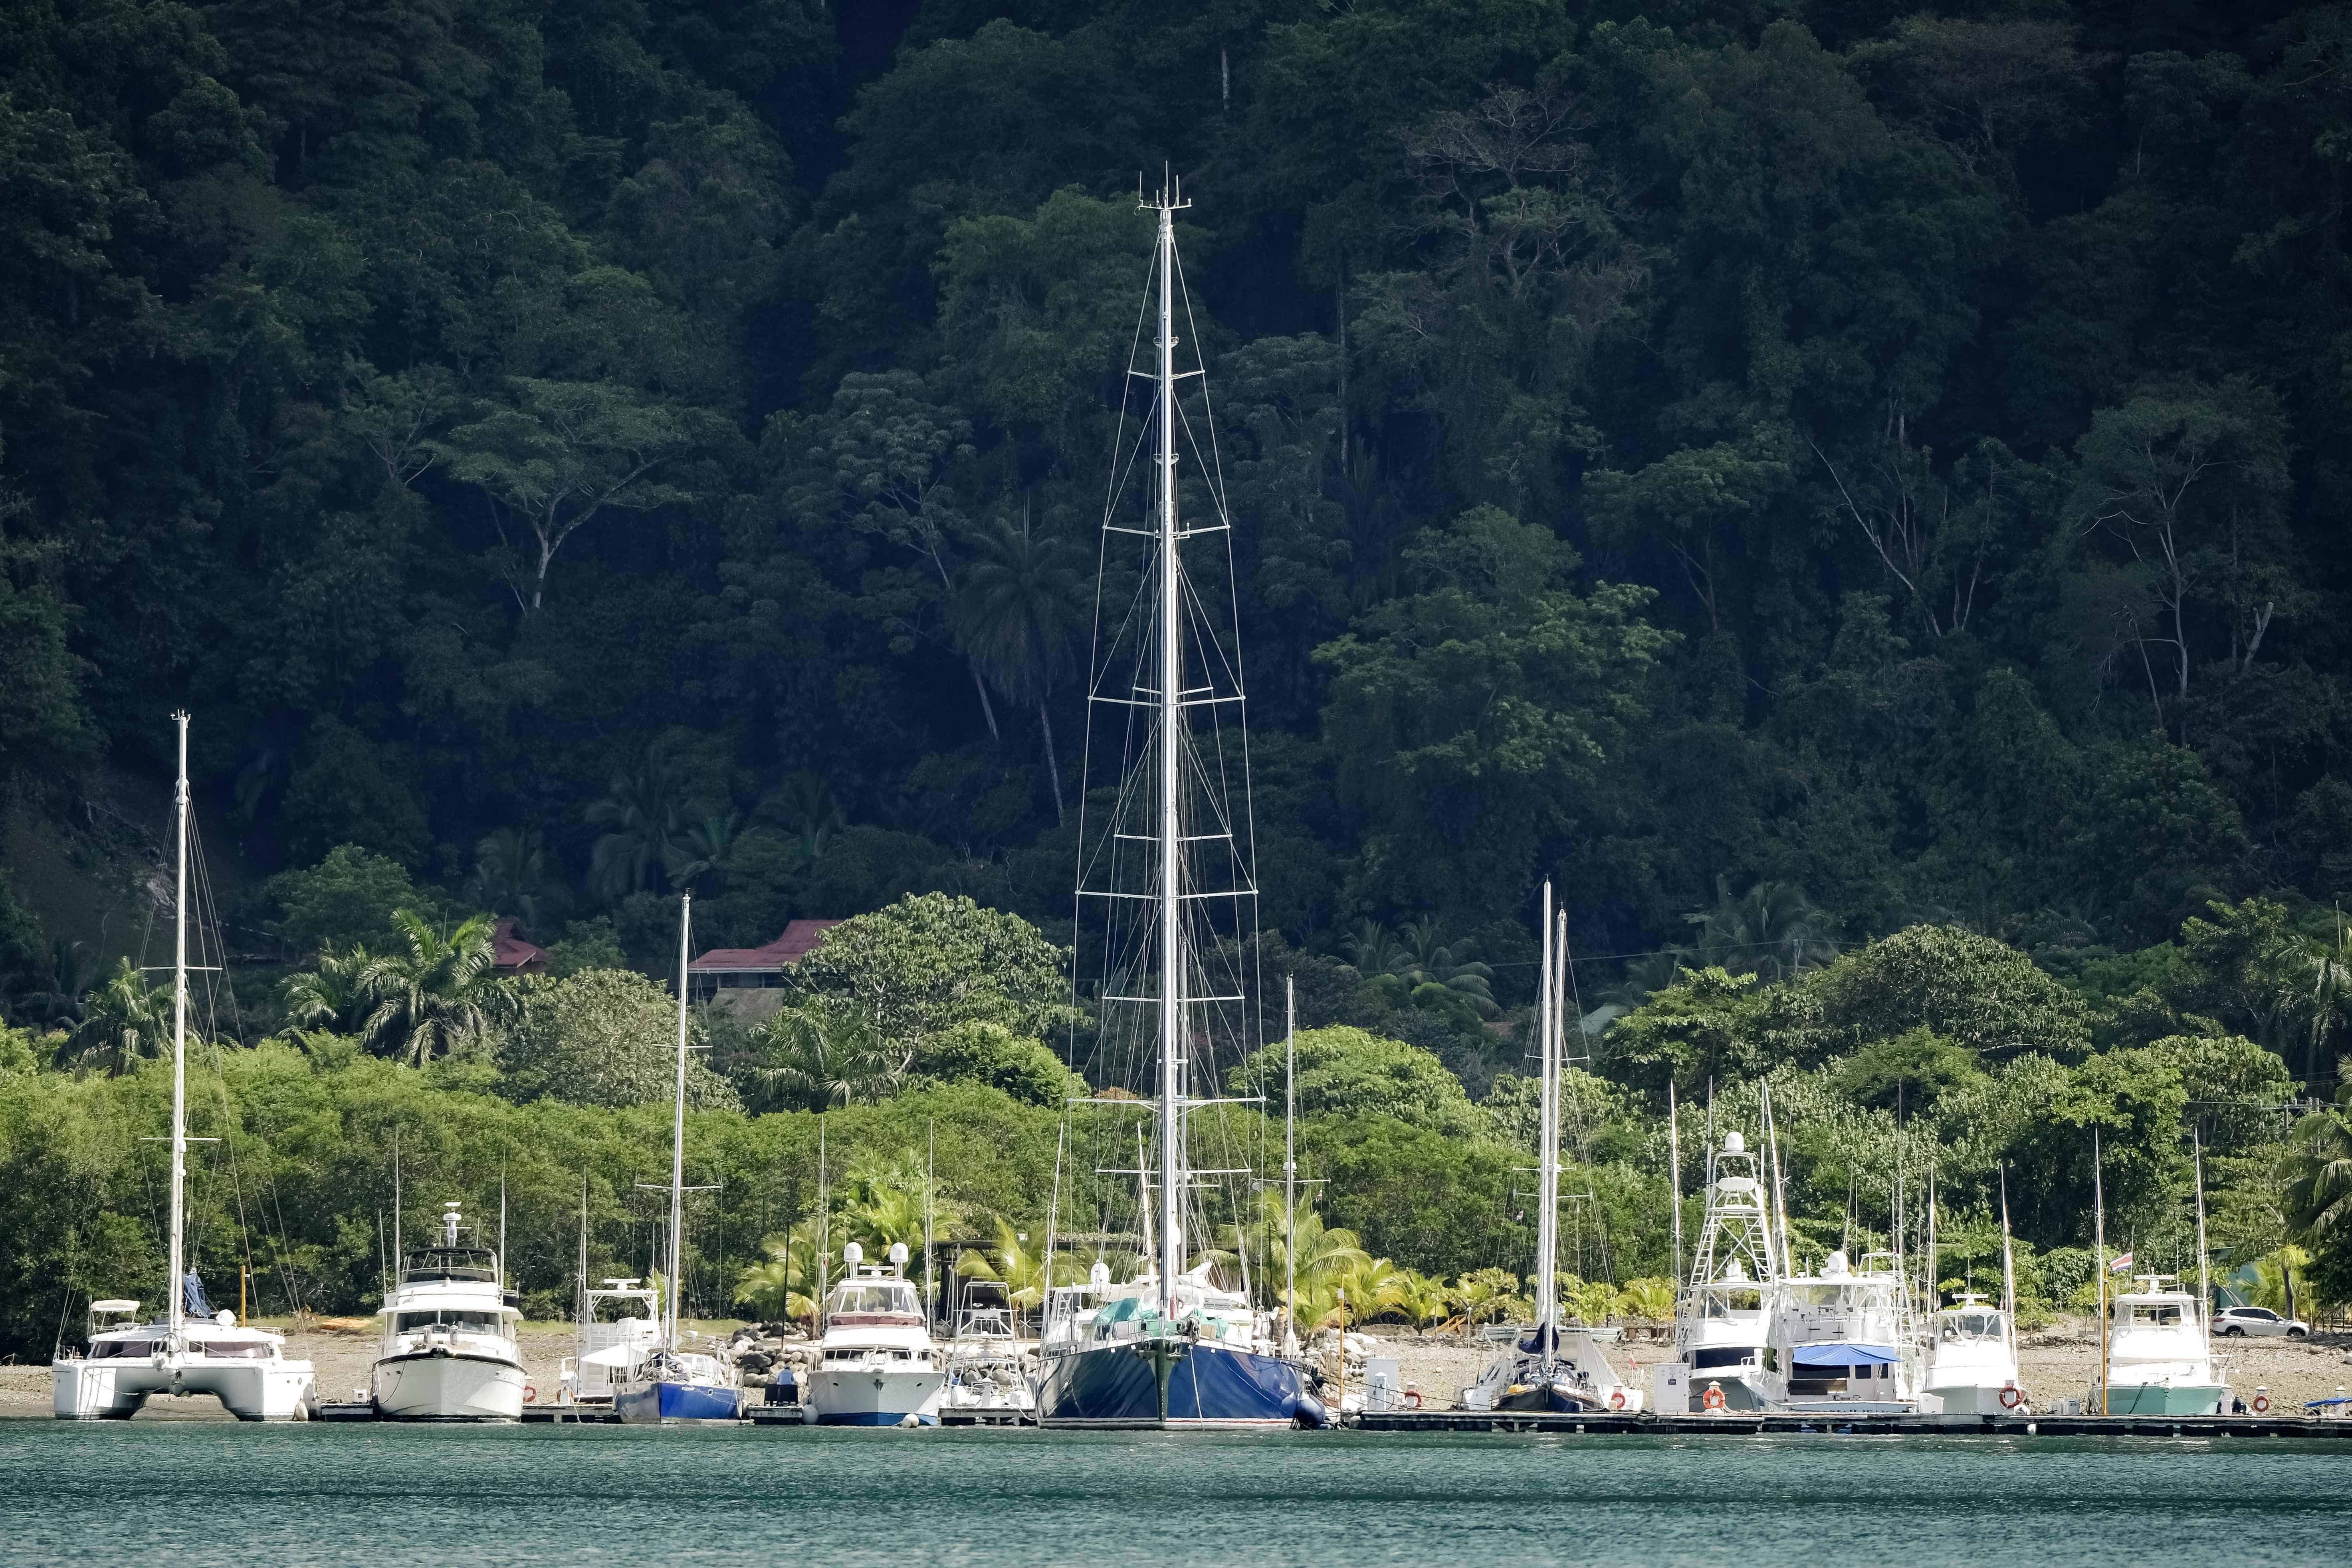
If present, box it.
[2108,1251,2134,1273]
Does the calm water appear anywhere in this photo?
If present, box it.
[5,1423,2350,1566]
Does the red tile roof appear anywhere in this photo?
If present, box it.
[491,918,549,973]
[689,918,842,972]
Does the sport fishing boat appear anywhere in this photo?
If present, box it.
[1669,1130,1779,1413]
[806,1242,946,1425]
[371,1203,525,1420]
[939,1281,1035,1418]
[1922,1294,2022,1416]
[1036,172,1323,1430]
[2095,1276,2230,1416]
[613,893,743,1423]
[1466,888,1644,1416]
[563,1279,663,1407]
[1760,1248,1922,1414]
[52,715,315,1423]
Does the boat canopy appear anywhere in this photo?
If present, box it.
[1792,1342,1897,1367]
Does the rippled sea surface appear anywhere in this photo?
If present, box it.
[6,1422,2350,1567]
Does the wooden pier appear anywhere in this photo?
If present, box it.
[1348,1409,2352,1439]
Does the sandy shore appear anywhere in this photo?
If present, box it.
[10,1314,2347,1420]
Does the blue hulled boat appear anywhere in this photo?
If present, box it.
[1038,1269,1322,1428]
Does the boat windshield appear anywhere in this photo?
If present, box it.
[1785,1283,1890,1311]
[89,1338,159,1359]
[1939,1310,2004,1341]
[402,1247,497,1283]
[830,1283,919,1316]
[2122,1302,2184,1327]
[396,1310,505,1333]
[1697,1288,1762,1316]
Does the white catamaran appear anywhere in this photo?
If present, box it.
[1034,172,1322,1429]
[52,714,316,1422]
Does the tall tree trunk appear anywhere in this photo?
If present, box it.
[969,661,1001,743]
[1038,700,1064,825]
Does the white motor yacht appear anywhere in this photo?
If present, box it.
[52,715,315,1423]
[807,1242,945,1425]
[1669,1130,1779,1413]
[372,1203,526,1421]
[2096,1275,2230,1416]
[1922,1293,2023,1416]
[563,1279,662,1407]
[1760,1249,1922,1414]
[939,1281,1036,1418]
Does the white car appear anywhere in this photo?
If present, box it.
[2215,1306,2310,1338]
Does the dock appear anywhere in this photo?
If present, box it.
[1347,1410,2352,1438]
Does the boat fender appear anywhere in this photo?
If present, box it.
[524,1384,537,1405]
[1608,1390,1626,1411]
[1292,1395,1331,1429]
[2252,1393,2270,1414]
[1701,1382,1726,1413]
[1403,1388,1422,1410]
[1999,1384,2022,1411]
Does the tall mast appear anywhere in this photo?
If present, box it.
[1534,883,1559,1358]
[1283,975,1298,1358]
[1152,172,1187,1319]
[1668,1081,1683,1289]
[2192,1127,2210,1336]
[2093,1127,2107,1415]
[1999,1167,2018,1362]
[668,892,691,1350]
[168,711,190,1344]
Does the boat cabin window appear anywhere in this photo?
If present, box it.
[1941,1311,2003,1340]
[1690,1346,1755,1370]
[90,1339,157,1359]
[2126,1302,2183,1327]
[190,1339,272,1358]
[1699,1290,1762,1317]
[396,1310,504,1333]
[402,1248,497,1283]
[831,1284,918,1316]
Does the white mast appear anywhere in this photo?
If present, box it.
[1152,171,1188,1320]
[2192,1127,2210,1336]
[1283,975,1298,1358]
[1534,882,1559,1359]
[168,710,190,1345]
[1668,1081,1683,1288]
[2093,1127,2107,1414]
[1999,1167,2019,1364]
[667,892,691,1350]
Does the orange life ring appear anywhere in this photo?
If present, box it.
[1999,1384,2022,1410]
[2252,1394,2271,1414]
[523,1384,538,1405]
[1701,1382,1726,1412]
[1608,1390,1626,1411]
[1403,1389,1422,1410]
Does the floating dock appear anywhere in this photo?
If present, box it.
[1348,1410,2352,1438]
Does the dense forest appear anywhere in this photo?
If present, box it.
[5,0,2352,1347]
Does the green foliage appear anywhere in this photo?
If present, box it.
[788,893,1075,1048]
[913,1020,1079,1108]
[267,847,425,958]
[500,968,737,1112]
[351,912,515,1066]
[1229,1026,1486,1138]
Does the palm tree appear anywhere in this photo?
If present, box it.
[1615,1277,1678,1323]
[2268,916,2352,1084]
[355,911,515,1065]
[949,511,1088,823]
[1564,1276,1621,1327]
[467,825,569,930]
[769,769,844,862]
[281,944,374,1034]
[734,1221,823,1327]
[1684,876,1836,982]
[1342,920,1413,982]
[59,957,173,1074]
[1387,1269,1460,1334]
[956,1218,1067,1314]
[1336,1255,1412,1328]
[15,937,90,1027]
[1398,916,1500,1016]
[2281,1083,2352,1270]
[586,743,692,901]
[755,1002,909,1110]
[664,810,741,893]
[1451,1267,1519,1338]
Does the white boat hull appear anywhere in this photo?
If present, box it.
[808,1365,945,1426]
[373,1350,526,1421]
[53,1354,313,1421]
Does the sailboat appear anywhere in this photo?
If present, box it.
[1462,887,1644,1415]
[1034,173,1324,1429]
[614,893,744,1422]
[52,714,316,1421]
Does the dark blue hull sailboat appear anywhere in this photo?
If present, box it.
[1038,1339,1322,1428]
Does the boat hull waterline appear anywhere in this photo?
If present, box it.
[373,1350,526,1422]
[614,1379,744,1423]
[1038,1340,1325,1429]
[54,1353,312,1422]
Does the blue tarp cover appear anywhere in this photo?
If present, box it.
[1792,1342,1896,1368]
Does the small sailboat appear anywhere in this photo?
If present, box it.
[614,893,744,1423]
[806,1241,947,1425]
[1670,1128,1779,1412]
[939,1280,1036,1418]
[52,714,315,1422]
[1464,887,1644,1415]
[1034,171,1322,1431]
[371,1203,526,1420]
